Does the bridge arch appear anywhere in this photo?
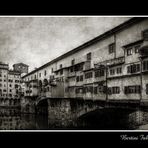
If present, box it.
[77,107,139,129]
[35,97,48,115]
[33,97,145,129]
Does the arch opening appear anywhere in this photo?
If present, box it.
[36,99,48,115]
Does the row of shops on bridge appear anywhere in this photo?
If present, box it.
[22,18,148,103]
[1,18,148,107]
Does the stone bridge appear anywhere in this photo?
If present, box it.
[34,97,148,128]
[35,98,104,127]
[21,96,148,128]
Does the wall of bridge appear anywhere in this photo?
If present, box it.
[47,98,102,127]
[20,96,148,129]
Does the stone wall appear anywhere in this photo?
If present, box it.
[47,98,102,128]
[20,96,36,114]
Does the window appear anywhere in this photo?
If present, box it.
[74,64,83,72]
[76,88,83,94]
[89,86,93,93]
[84,86,93,93]
[15,84,18,88]
[71,59,75,65]
[94,87,98,94]
[8,79,13,82]
[0,74,1,77]
[0,83,2,87]
[108,87,120,94]
[3,89,6,92]
[146,84,148,95]
[143,60,148,71]
[110,69,115,75]
[76,75,83,82]
[39,73,41,77]
[51,68,54,73]
[70,67,74,72]
[95,69,105,77]
[109,43,115,54]
[135,45,140,53]
[0,79,2,82]
[60,69,63,75]
[44,70,46,76]
[76,76,79,82]
[80,75,83,81]
[117,67,122,74]
[60,64,62,69]
[15,80,19,83]
[137,64,140,72]
[124,85,141,94]
[34,75,36,79]
[9,84,12,87]
[127,64,140,73]
[9,89,12,92]
[142,29,148,40]
[98,86,106,93]
[87,52,91,61]
[85,72,93,79]
[75,88,79,94]
[127,48,132,56]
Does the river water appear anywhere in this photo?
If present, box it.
[0,107,148,130]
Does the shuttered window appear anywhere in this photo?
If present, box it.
[124,85,141,94]
[108,87,120,95]
[85,72,93,79]
[95,69,105,77]
[127,64,140,73]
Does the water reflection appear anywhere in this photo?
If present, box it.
[0,108,48,130]
[0,107,148,130]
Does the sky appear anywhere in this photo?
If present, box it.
[0,16,131,72]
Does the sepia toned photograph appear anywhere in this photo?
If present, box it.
[0,16,148,130]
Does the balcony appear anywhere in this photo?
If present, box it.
[106,56,125,67]
[68,62,84,76]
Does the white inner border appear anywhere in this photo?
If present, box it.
[0,15,148,132]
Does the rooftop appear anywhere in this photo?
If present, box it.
[13,63,29,67]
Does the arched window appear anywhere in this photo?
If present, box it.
[38,80,42,87]
[43,79,48,86]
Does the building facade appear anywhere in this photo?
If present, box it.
[0,62,22,106]
[22,17,148,103]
